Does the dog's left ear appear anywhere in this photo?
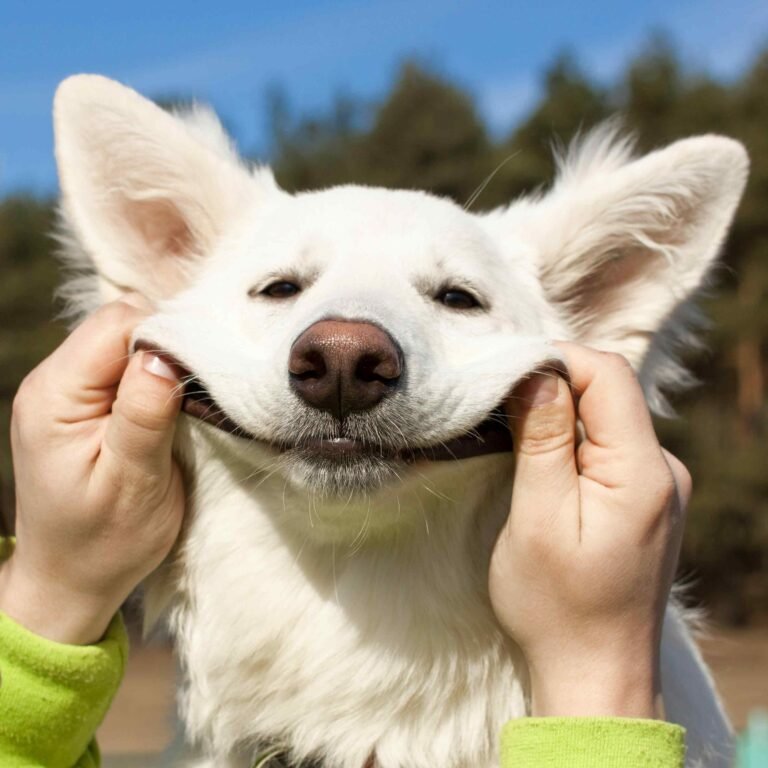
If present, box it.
[54,74,278,300]
[483,127,748,409]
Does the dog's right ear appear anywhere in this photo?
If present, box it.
[55,74,278,299]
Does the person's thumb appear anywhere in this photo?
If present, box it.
[103,351,183,473]
[505,373,578,503]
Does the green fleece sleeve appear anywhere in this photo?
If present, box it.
[0,597,128,767]
[500,717,686,767]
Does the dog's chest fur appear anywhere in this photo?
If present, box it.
[151,422,528,768]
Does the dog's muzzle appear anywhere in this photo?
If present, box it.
[133,339,514,462]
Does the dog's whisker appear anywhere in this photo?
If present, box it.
[463,151,521,211]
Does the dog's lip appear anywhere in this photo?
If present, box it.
[183,386,513,462]
[134,340,513,462]
[289,416,512,462]
[298,437,370,459]
[182,390,246,436]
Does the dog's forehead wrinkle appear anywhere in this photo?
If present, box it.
[296,183,460,217]
[254,185,496,262]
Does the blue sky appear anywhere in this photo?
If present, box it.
[1,0,766,196]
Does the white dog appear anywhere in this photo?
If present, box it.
[52,75,747,768]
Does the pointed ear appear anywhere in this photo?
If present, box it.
[485,126,748,410]
[54,74,277,299]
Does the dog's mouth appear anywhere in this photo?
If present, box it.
[140,342,513,463]
[182,378,512,462]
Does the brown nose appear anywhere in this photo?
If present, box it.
[289,320,402,420]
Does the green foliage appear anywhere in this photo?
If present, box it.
[1,38,766,621]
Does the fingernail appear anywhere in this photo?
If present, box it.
[142,352,180,382]
[518,373,560,407]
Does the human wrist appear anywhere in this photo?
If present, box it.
[528,651,659,719]
[0,554,120,645]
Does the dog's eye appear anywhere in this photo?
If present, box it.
[436,288,480,310]
[256,281,301,299]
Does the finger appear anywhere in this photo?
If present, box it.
[102,350,183,473]
[553,342,658,455]
[661,448,693,512]
[505,372,579,527]
[40,300,150,415]
[118,291,154,312]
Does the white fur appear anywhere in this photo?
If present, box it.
[53,75,748,767]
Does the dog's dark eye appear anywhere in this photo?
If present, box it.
[256,281,301,299]
[436,288,480,310]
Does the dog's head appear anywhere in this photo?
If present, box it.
[53,75,748,497]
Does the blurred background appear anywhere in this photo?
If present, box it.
[1,0,766,762]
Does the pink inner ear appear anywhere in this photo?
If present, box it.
[116,196,196,296]
[557,245,669,320]
[122,197,193,256]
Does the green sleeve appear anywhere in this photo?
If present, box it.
[500,717,686,767]
[0,542,128,767]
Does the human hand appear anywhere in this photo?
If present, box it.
[489,342,690,718]
[0,298,184,645]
